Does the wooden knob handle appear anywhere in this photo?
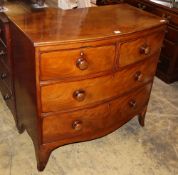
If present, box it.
[162,14,171,23]
[76,53,88,70]
[140,45,150,55]
[72,120,82,131]
[138,3,146,10]
[142,5,146,10]
[1,72,7,79]
[134,71,144,82]
[129,100,137,108]
[0,50,5,56]
[138,3,142,8]
[73,89,86,102]
[3,94,11,101]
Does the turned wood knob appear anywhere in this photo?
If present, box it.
[142,5,146,10]
[138,3,146,10]
[72,120,82,131]
[73,89,86,102]
[162,14,171,23]
[134,71,144,82]
[1,72,7,79]
[138,3,142,8]
[3,94,11,101]
[140,44,150,55]
[0,50,5,56]
[76,52,88,70]
[129,99,137,108]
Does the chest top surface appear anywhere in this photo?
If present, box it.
[6,3,165,46]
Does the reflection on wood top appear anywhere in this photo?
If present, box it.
[6,3,165,46]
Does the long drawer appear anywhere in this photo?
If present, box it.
[41,54,159,113]
[40,45,115,81]
[42,83,152,143]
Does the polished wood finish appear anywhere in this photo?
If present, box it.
[42,83,152,143]
[119,32,164,66]
[1,3,166,171]
[7,4,165,45]
[40,45,115,80]
[124,0,178,83]
[41,54,159,113]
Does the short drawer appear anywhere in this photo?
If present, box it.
[41,53,158,113]
[0,14,9,45]
[42,83,152,143]
[118,32,164,67]
[0,60,12,89]
[0,41,7,66]
[152,7,178,27]
[165,26,178,43]
[40,45,115,80]
[0,25,6,45]
[136,1,155,12]
[161,39,177,60]
[157,54,170,74]
[125,0,139,7]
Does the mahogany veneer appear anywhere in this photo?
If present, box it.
[1,3,166,171]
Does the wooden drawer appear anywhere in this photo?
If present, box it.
[126,0,156,13]
[40,45,115,81]
[0,60,12,89]
[152,7,178,27]
[125,0,139,7]
[41,54,158,113]
[157,55,170,74]
[119,32,164,67]
[0,14,9,46]
[0,41,7,66]
[0,23,6,45]
[161,39,177,60]
[42,83,152,143]
[165,26,178,43]
[136,1,155,12]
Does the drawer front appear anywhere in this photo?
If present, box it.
[126,0,139,7]
[0,23,7,45]
[0,41,7,66]
[40,45,115,80]
[161,40,177,60]
[165,26,178,44]
[119,32,164,67]
[41,54,158,113]
[0,60,12,89]
[42,83,152,143]
[152,8,178,27]
[136,1,155,12]
[157,55,170,74]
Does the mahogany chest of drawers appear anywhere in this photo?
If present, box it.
[3,3,166,171]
